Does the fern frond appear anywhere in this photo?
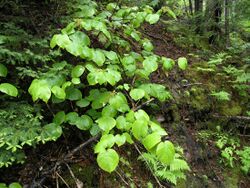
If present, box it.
[170,159,190,171]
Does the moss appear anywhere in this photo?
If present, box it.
[61,163,96,187]
[219,101,242,116]
[223,167,241,188]
[189,87,211,111]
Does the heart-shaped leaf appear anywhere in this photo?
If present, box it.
[97,149,119,173]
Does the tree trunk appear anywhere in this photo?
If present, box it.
[189,0,193,15]
[194,0,203,34]
[225,0,230,47]
[208,0,222,44]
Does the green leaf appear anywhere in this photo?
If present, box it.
[116,116,130,130]
[104,51,118,61]
[132,119,148,140]
[97,149,119,173]
[28,79,51,102]
[66,112,79,124]
[142,132,162,151]
[114,134,126,147]
[145,14,160,24]
[95,134,115,153]
[76,98,90,108]
[9,183,22,188]
[109,93,129,113]
[0,63,7,77]
[143,56,158,73]
[51,85,66,99]
[102,105,117,117]
[75,115,93,130]
[53,111,66,125]
[66,87,82,101]
[71,65,85,78]
[43,123,62,141]
[92,50,106,66]
[96,116,116,132]
[142,40,154,51]
[156,141,175,165]
[130,88,145,100]
[177,57,188,70]
[71,78,81,84]
[0,83,18,97]
[134,109,150,122]
[50,34,71,49]
[70,31,90,46]
[162,57,175,70]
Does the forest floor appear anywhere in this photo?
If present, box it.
[1,21,250,188]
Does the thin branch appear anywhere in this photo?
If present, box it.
[212,114,250,121]
[134,98,155,111]
[64,134,100,160]
[134,143,165,188]
[55,171,70,188]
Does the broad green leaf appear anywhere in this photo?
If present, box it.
[71,65,85,78]
[134,109,150,122]
[130,88,145,100]
[145,14,160,24]
[75,115,93,130]
[162,57,175,70]
[96,116,116,132]
[131,31,140,41]
[143,56,158,73]
[51,85,66,99]
[0,183,7,188]
[43,123,62,140]
[53,111,66,125]
[97,149,119,173]
[122,132,134,144]
[76,98,90,108]
[50,34,71,49]
[92,50,106,66]
[142,40,154,51]
[75,5,96,17]
[0,63,7,77]
[105,68,121,86]
[66,87,82,101]
[9,183,22,188]
[142,132,162,151]
[0,83,18,97]
[66,112,79,124]
[104,51,118,61]
[70,31,90,47]
[62,22,76,35]
[28,79,51,102]
[71,77,81,84]
[114,134,126,147]
[109,93,129,113]
[156,141,175,165]
[132,119,148,140]
[95,134,115,153]
[116,116,130,130]
[177,57,188,70]
[102,105,117,117]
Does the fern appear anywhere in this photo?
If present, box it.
[210,91,231,101]
[138,152,190,185]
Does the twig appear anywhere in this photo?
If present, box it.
[115,170,129,186]
[55,171,70,188]
[65,163,83,188]
[134,98,155,111]
[212,114,250,121]
[64,134,100,160]
[134,143,165,188]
